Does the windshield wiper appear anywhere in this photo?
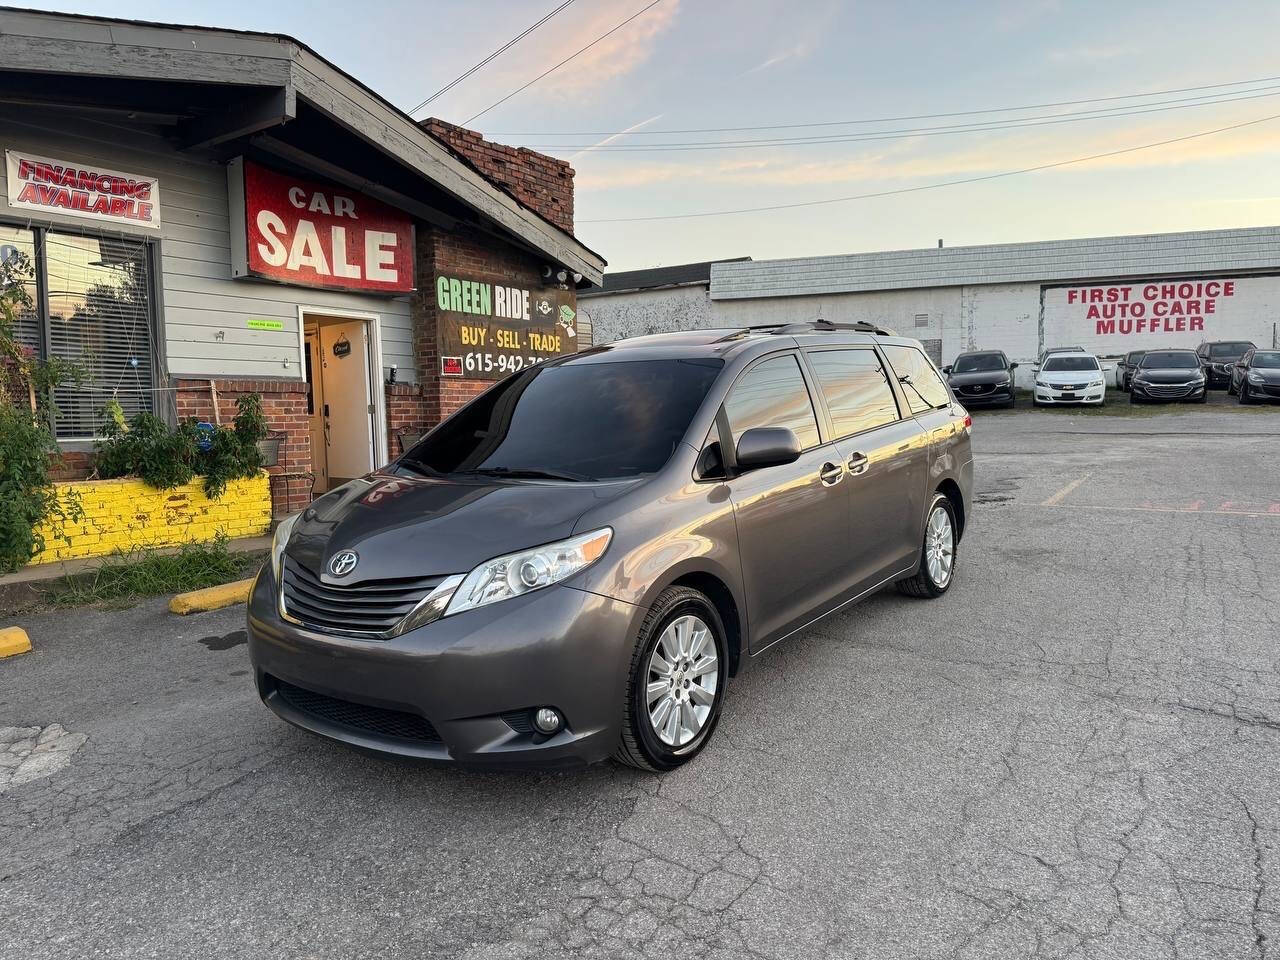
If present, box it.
[459,466,593,482]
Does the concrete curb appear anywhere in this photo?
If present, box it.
[0,627,32,659]
[169,578,255,615]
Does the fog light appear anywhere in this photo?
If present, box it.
[533,707,563,734]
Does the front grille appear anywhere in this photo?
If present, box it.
[281,556,444,637]
[274,677,442,743]
[1056,383,1088,392]
[1144,383,1196,398]
[501,710,536,733]
[961,384,994,395]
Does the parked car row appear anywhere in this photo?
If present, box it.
[947,339,1280,408]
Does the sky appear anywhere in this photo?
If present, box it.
[21,0,1280,271]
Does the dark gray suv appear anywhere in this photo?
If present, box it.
[247,321,974,771]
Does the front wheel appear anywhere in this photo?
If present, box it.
[1239,383,1255,405]
[615,586,728,771]
[896,493,957,599]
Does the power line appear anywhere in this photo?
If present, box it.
[491,73,1280,136]
[576,112,1280,223]
[524,87,1280,152]
[407,0,579,116]
[463,0,669,126]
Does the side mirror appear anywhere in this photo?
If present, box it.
[942,365,953,375]
[736,427,802,471]
[1010,362,1019,369]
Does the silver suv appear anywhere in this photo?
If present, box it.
[248,320,974,771]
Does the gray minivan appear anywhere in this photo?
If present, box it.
[247,321,974,771]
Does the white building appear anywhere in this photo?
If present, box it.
[580,227,1280,387]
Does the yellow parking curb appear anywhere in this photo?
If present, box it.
[0,626,32,659]
[169,578,255,615]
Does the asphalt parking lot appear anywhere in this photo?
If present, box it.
[3,398,1280,960]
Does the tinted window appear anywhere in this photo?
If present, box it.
[1126,351,1146,363]
[1250,351,1280,369]
[401,358,723,481]
[807,350,900,438]
[1042,355,1100,371]
[724,354,820,450]
[1140,351,1199,369]
[883,345,950,413]
[952,353,1006,373]
[1210,342,1253,358]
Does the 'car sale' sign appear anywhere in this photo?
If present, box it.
[228,158,413,294]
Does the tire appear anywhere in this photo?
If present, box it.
[614,586,728,772]
[1239,382,1254,405]
[1129,392,1141,405]
[1228,380,1237,397]
[896,493,958,599]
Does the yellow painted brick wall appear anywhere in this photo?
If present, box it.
[29,473,271,566]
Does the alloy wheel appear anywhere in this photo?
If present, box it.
[646,615,719,747]
[925,506,955,587]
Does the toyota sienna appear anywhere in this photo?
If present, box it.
[247,320,973,771]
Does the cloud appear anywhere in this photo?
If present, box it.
[528,0,682,98]
[573,112,1280,192]
[568,113,665,163]
[744,41,812,75]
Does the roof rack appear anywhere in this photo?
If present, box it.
[711,318,897,343]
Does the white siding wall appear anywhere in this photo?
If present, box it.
[580,285,717,344]
[0,105,415,382]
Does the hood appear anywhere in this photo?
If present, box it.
[1038,369,1102,384]
[1134,367,1202,384]
[285,473,636,582]
[948,370,1010,387]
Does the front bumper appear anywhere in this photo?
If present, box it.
[1130,381,1206,402]
[1034,385,1105,404]
[247,569,640,767]
[951,384,1014,405]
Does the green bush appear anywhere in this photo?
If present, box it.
[94,393,268,498]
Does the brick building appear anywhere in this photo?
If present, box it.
[0,8,604,516]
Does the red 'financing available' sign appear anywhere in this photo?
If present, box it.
[229,158,413,294]
[5,150,160,230]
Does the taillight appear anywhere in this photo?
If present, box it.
[963,415,973,429]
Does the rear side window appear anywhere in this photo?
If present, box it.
[724,354,821,450]
[806,349,900,438]
[882,345,950,413]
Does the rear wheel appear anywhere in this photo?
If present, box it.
[896,493,957,599]
[615,586,728,772]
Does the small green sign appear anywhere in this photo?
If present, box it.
[246,318,284,331]
[559,304,576,324]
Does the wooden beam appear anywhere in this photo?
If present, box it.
[177,86,296,150]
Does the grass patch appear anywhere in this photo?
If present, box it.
[41,535,264,608]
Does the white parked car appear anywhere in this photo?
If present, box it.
[1033,352,1107,406]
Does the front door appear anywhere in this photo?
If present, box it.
[305,315,376,493]
[721,353,852,651]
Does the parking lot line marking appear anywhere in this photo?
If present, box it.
[1041,474,1091,507]
[1044,503,1280,519]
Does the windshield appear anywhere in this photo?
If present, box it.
[1140,351,1199,369]
[1251,351,1280,369]
[1126,351,1146,363]
[953,353,1006,373]
[1042,355,1099,372]
[399,358,724,481]
[1209,342,1253,358]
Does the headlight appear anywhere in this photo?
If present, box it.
[995,378,1011,386]
[270,511,302,583]
[444,527,613,617]
[1250,371,1266,383]
[1035,380,1049,388]
[1088,380,1104,388]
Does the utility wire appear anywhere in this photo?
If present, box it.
[524,87,1280,151]
[491,73,1280,136]
[407,0,578,116]
[577,112,1280,223]
[463,0,669,125]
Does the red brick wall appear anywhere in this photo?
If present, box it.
[422,118,575,234]
[174,378,311,516]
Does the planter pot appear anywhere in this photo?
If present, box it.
[29,472,271,566]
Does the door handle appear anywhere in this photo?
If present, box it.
[847,452,869,476]
[819,462,845,486]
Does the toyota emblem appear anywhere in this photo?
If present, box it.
[329,550,359,577]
